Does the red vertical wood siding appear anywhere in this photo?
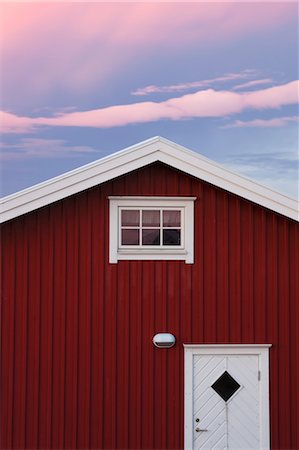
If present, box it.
[1,162,298,449]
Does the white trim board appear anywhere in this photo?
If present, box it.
[1,136,298,223]
[109,196,195,263]
[184,344,271,450]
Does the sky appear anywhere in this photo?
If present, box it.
[0,2,298,199]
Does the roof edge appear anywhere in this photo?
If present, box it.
[1,136,298,223]
[0,136,162,204]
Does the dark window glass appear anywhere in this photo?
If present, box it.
[121,229,139,245]
[211,371,240,401]
[142,210,160,227]
[163,210,181,227]
[121,210,139,226]
[142,229,160,245]
[163,229,180,245]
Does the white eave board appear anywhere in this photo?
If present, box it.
[0,136,298,223]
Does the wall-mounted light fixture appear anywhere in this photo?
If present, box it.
[153,333,176,348]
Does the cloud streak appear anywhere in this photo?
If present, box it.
[1,81,298,134]
[131,70,257,96]
[222,151,298,199]
[232,78,274,90]
[0,138,100,161]
[222,116,299,128]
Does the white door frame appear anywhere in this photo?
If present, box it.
[184,344,271,450]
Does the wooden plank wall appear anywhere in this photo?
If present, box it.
[1,162,298,449]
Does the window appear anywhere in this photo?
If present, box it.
[120,208,182,247]
[109,197,196,263]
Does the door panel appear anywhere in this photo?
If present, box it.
[193,356,227,449]
[227,357,259,449]
[193,354,259,449]
[185,346,270,450]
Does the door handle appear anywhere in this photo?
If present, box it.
[195,427,208,432]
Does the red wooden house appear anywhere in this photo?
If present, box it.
[1,137,298,449]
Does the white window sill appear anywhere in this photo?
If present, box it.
[118,249,187,254]
[116,250,190,262]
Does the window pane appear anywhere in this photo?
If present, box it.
[163,210,181,227]
[121,210,139,226]
[142,229,160,245]
[122,229,139,245]
[142,210,160,227]
[163,229,181,245]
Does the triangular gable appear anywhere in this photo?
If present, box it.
[0,136,298,223]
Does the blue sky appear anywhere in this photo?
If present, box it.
[0,2,298,199]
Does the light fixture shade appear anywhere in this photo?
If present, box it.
[153,333,176,348]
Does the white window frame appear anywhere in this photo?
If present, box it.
[109,196,196,263]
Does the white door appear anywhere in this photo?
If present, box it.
[184,345,270,450]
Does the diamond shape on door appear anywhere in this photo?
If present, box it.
[211,370,241,401]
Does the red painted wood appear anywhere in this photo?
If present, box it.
[51,203,66,449]
[77,193,92,449]
[64,198,79,449]
[166,262,180,450]
[154,261,168,450]
[25,213,40,449]
[89,188,104,450]
[116,262,130,449]
[216,192,229,342]
[228,197,241,342]
[277,219,291,449]
[241,202,254,342]
[103,264,117,448]
[1,162,298,449]
[0,223,15,449]
[38,208,54,448]
[253,210,266,343]
[289,222,299,446]
[203,186,217,342]
[142,262,156,449]
[266,214,279,447]
[129,261,142,449]
[13,219,28,449]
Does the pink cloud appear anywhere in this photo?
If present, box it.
[245,82,298,109]
[222,116,299,129]
[1,81,298,133]
[0,111,36,134]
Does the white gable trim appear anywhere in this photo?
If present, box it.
[0,136,298,223]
